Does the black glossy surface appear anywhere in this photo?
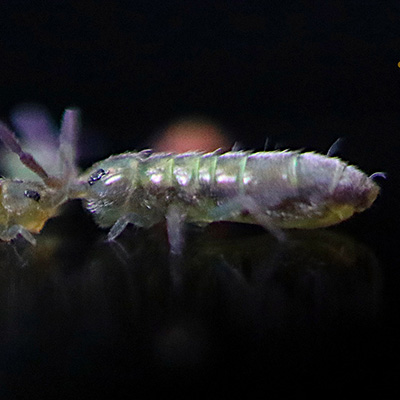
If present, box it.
[0,201,398,396]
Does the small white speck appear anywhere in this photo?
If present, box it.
[243,176,251,185]
[150,174,163,184]
[104,175,122,186]
[216,174,236,184]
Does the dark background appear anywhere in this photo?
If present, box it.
[0,0,399,397]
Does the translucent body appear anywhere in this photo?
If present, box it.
[0,180,65,243]
[0,109,79,244]
[79,150,380,253]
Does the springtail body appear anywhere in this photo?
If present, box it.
[78,148,380,253]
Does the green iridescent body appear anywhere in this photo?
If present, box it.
[79,150,379,252]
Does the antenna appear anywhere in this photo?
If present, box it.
[0,121,52,183]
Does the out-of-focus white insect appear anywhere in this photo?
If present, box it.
[0,108,79,244]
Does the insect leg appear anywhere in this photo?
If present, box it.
[209,195,285,241]
[166,204,187,254]
[107,212,150,241]
[2,225,37,245]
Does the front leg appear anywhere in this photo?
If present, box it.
[107,213,152,241]
[1,225,37,245]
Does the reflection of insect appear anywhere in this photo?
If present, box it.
[78,149,381,253]
[0,109,79,244]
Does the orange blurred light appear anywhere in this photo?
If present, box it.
[153,117,231,153]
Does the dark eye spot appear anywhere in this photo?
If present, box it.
[88,168,108,185]
[24,189,41,201]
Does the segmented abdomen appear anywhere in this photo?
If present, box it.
[138,150,344,206]
[136,151,249,203]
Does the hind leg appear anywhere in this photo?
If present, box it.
[166,204,187,254]
[209,195,285,241]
